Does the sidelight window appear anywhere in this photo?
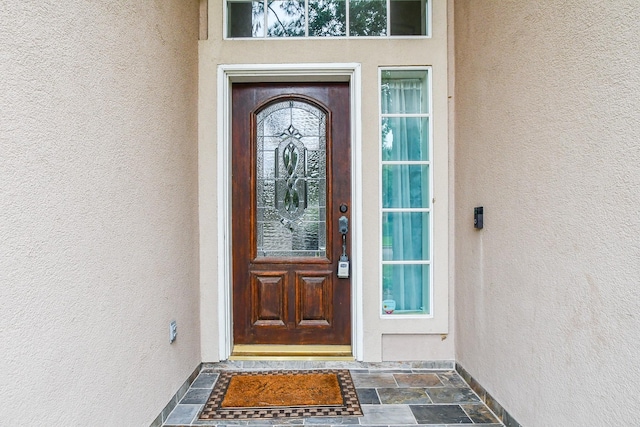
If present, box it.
[380,68,432,316]
[226,0,430,38]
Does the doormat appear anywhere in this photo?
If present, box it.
[198,370,363,420]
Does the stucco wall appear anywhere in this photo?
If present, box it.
[1,1,200,425]
[454,1,640,425]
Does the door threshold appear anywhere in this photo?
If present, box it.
[230,344,354,361]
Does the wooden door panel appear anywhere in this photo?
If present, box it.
[251,272,287,327]
[232,82,351,346]
[296,271,333,327]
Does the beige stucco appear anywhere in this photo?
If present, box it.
[454,1,640,425]
[198,0,453,362]
[0,1,200,425]
[5,0,639,424]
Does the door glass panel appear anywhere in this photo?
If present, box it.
[381,70,429,114]
[349,0,387,36]
[382,164,430,208]
[381,117,429,161]
[228,1,265,37]
[256,100,327,258]
[382,212,430,261]
[382,264,430,314]
[309,0,347,36]
[390,0,426,35]
[267,0,305,37]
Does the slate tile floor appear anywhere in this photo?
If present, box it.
[162,362,503,427]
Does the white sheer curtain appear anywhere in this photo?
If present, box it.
[383,79,427,312]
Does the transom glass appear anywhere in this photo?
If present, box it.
[227,0,429,38]
[256,100,327,258]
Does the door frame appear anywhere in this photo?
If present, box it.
[217,63,363,360]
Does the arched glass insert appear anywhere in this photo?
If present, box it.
[256,100,327,258]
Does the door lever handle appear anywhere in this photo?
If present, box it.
[338,216,349,235]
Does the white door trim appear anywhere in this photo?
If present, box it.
[217,63,363,360]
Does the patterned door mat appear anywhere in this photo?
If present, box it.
[198,369,363,421]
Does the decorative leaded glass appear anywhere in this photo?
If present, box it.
[256,100,327,258]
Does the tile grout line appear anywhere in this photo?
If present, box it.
[374,386,383,406]
[458,402,478,426]
[424,386,434,404]
[189,403,204,426]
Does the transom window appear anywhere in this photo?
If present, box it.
[380,68,432,316]
[227,0,430,38]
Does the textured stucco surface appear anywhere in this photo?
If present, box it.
[0,1,200,425]
[199,0,453,362]
[454,1,640,425]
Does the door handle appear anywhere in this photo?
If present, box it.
[338,216,349,235]
[337,216,349,278]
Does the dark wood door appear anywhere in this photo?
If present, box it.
[232,82,351,346]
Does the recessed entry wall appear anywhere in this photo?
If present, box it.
[198,0,453,362]
[1,1,201,425]
[454,1,640,425]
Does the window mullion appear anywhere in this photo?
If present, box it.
[382,260,432,265]
[382,113,431,118]
[305,0,309,37]
[386,0,391,36]
[345,0,350,37]
[382,161,431,165]
[264,0,268,38]
[382,209,431,213]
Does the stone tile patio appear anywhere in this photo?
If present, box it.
[159,361,504,427]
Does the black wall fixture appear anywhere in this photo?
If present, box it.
[474,207,484,229]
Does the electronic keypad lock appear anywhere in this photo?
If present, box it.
[337,215,350,278]
[337,260,350,278]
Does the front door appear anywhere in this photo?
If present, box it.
[232,82,351,347]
